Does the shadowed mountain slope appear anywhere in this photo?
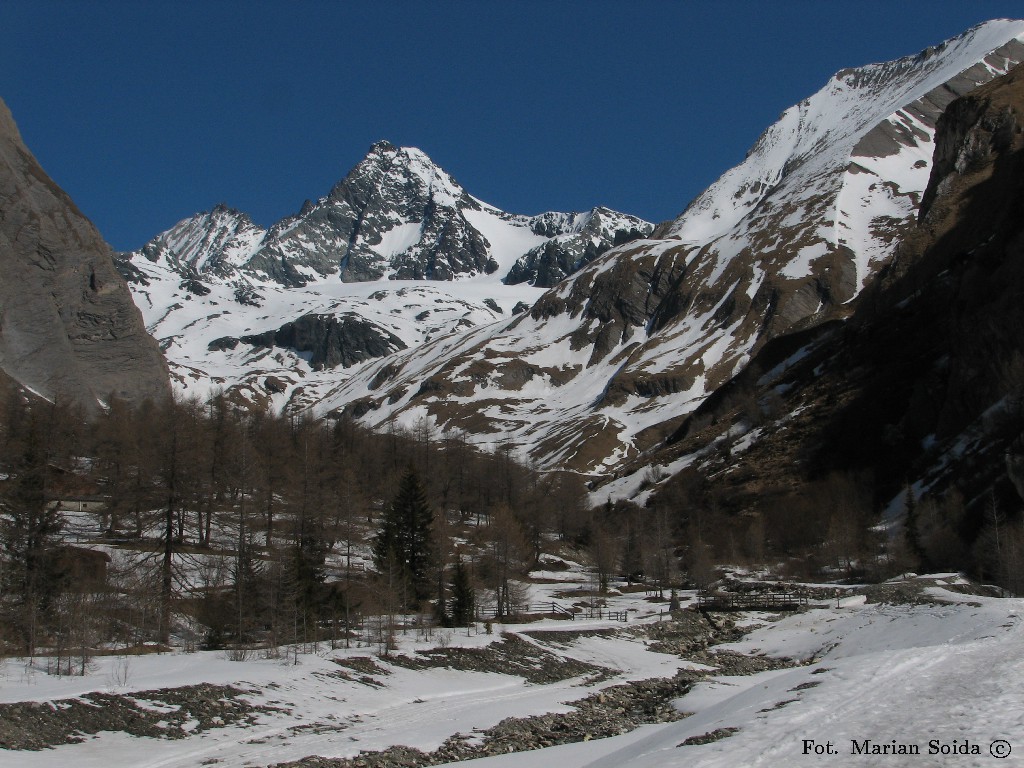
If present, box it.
[636,61,1024,571]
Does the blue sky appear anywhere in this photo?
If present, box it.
[2,1,1023,251]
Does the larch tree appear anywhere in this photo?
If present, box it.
[0,398,75,654]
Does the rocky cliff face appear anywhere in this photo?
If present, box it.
[236,313,407,371]
[505,208,650,287]
[0,97,169,407]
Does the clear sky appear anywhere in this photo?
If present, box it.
[1,1,1023,252]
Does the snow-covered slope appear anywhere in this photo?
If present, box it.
[532,586,1024,768]
[134,204,266,279]
[663,19,1024,293]
[119,143,651,408]
[329,20,1024,477]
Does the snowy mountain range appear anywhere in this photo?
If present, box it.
[120,20,1024,486]
[118,141,651,409]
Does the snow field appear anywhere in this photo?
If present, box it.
[438,585,1024,768]
[3,577,1021,768]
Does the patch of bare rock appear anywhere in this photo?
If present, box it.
[384,632,608,684]
[0,683,276,751]
[270,670,699,768]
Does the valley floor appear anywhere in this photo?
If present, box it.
[1,576,1021,768]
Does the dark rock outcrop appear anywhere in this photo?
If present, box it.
[504,208,654,287]
[241,313,407,369]
[0,97,169,406]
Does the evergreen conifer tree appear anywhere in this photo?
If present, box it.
[449,556,474,627]
[373,467,435,605]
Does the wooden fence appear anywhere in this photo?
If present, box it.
[474,603,628,622]
[695,591,807,612]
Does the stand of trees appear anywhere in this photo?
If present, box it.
[0,380,609,658]
[12,365,1008,663]
[0,391,82,656]
[373,467,435,609]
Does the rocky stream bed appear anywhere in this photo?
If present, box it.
[0,609,801,765]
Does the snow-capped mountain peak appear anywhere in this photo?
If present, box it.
[332,140,470,209]
[118,142,652,409]
[137,204,266,278]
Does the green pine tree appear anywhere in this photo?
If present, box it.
[449,556,475,627]
[373,467,435,606]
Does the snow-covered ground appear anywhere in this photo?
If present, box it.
[549,588,1024,768]
[2,575,1021,768]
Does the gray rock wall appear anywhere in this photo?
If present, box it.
[0,97,170,407]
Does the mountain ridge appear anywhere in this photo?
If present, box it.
[117,143,651,408]
[126,140,652,288]
[324,20,1024,481]
[632,61,1024,572]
